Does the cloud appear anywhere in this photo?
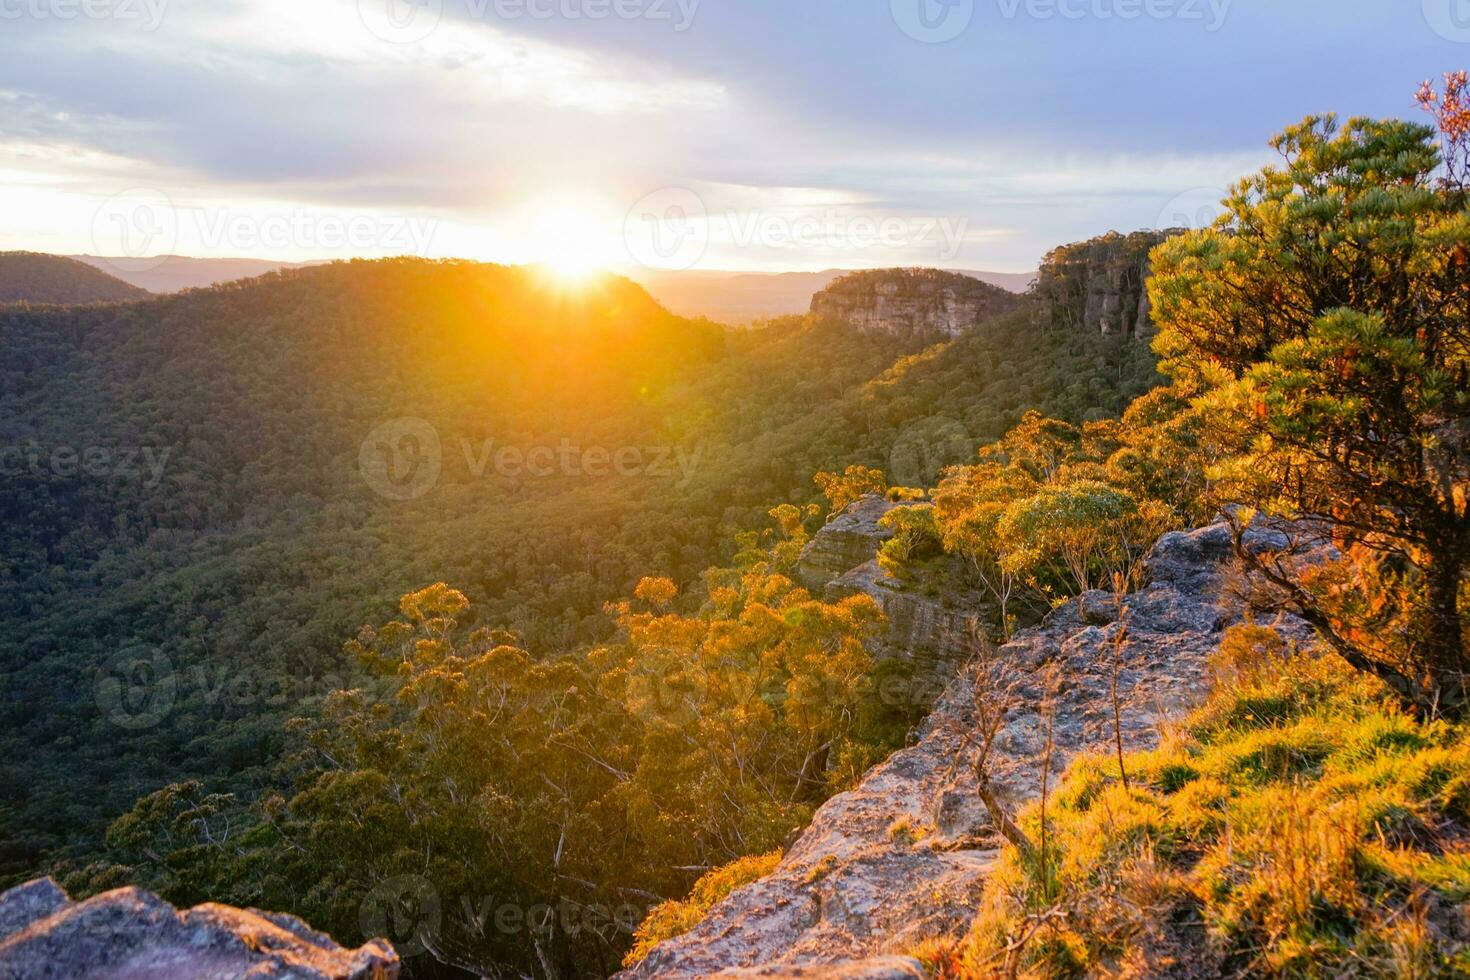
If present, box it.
[0,0,1451,268]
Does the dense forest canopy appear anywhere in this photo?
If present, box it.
[0,256,1161,890]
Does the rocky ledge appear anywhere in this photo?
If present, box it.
[0,877,399,979]
[616,517,1321,979]
[797,496,902,592]
[798,495,984,669]
[810,269,1022,342]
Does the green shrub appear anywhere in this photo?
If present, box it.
[622,850,782,967]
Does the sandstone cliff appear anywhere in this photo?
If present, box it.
[798,495,985,669]
[0,877,398,979]
[797,496,902,591]
[616,516,1322,979]
[809,269,1023,341]
[1034,230,1178,339]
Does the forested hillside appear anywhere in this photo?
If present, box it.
[0,252,149,305]
[0,257,1160,886]
[615,96,1470,980]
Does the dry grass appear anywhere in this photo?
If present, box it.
[913,626,1470,978]
[621,849,781,967]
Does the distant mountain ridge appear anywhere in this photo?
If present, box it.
[69,255,321,294]
[0,252,149,305]
[628,267,1034,324]
[71,254,1034,324]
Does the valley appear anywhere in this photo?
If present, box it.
[0,247,1159,900]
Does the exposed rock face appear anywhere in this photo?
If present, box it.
[797,496,901,592]
[0,877,399,980]
[798,496,984,667]
[809,269,1022,341]
[616,517,1323,980]
[824,559,983,669]
[1034,230,1178,339]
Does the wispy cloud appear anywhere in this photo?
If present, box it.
[0,0,1452,269]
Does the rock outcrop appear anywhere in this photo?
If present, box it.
[823,557,983,670]
[810,269,1022,341]
[1034,230,1178,339]
[798,496,984,668]
[797,496,902,592]
[616,517,1323,979]
[0,877,399,979]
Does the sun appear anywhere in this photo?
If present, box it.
[541,250,601,285]
[522,199,619,286]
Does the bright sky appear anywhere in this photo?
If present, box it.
[0,0,1460,273]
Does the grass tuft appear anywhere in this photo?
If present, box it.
[921,626,1470,977]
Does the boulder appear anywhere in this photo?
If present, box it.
[0,878,399,980]
[825,559,982,668]
[799,496,985,667]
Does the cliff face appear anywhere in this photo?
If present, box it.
[1033,230,1178,339]
[809,269,1023,341]
[0,878,399,979]
[616,515,1326,979]
[797,495,985,669]
[797,496,902,590]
